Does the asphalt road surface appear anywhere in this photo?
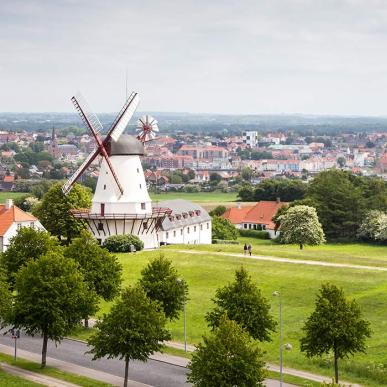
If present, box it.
[0,331,189,387]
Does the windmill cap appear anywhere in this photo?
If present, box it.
[108,134,144,156]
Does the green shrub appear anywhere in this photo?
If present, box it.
[212,216,238,240]
[103,234,144,252]
[212,239,239,245]
[209,205,227,217]
[239,229,271,239]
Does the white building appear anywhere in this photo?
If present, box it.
[242,131,259,147]
[0,199,45,252]
[72,135,212,249]
[157,199,212,245]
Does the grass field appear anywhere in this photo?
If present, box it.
[0,192,26,203]
[0,368,41,387]
[90,241,387,386]
[0,353,112,387]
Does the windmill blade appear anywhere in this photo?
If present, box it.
[106,92,140,142]
[101,153,124,196]
[62,147,100,195]
[71,93,103,134]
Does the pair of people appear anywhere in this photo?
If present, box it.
[243,243,252,256]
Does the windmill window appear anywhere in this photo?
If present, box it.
[200,224,203,231]
[173,230,176,237]
[166,232,169,239]
[139,184,142,189]
[194,226,197,232]
[137,168,139,173]
[207,223,210,229]
[187,227,190,234]
[97,222,104,231]
[141,203,146,210]
[103,184,106,190]
[180,229,183,235]
[143,222,148,230]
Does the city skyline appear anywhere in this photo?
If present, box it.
[2,0,387,115]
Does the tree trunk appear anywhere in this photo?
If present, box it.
[300,243,303,250]
[84,317,89,329]
[41,332,48,368]
[334,349,339,384]
[124,357,130,387]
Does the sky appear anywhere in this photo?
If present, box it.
[2,0,387,115]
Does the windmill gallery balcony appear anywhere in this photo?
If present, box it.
[70,207,172,240]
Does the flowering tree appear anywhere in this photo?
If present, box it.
[279,205,325,249]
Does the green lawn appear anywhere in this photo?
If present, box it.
[90,242,387,386]
[0,353,112,387]
[167,238,387,268]
[150,191,238,203]
[0,368,41,387]
[0,192,26,203]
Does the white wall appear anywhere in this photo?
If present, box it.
[158,220,212,245]
[92,155,152,215]
[2,220,45,252]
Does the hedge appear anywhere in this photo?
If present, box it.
[103,234,144,252]
[212,239,240,245]
[239,229,271,239]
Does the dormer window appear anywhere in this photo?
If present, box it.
[195,210,201,216]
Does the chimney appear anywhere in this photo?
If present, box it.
[276,197,280,203]
[5,199,13,209]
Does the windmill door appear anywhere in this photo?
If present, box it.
[100,203,105,216]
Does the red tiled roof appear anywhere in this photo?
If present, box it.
[223,201,288,230]
[0,204,37,236]
[3,175,14,182]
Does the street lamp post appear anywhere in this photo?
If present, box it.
[177,278,187,352]
[272,291,283,387]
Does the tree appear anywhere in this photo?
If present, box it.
[307,170,363,239]
[238,179,307,202]
[209,173,221,185]
[1,227,61,286]
[357,210,387,242]
[241,167,254,182]
[139,254,188,320]
[187,315,266,387]
[211,216,238,240]
[87,286,171,387]
[209,205,227,217]
[65,232,122,327]
[13,252,90,367]
[300,283,371,384]
[33,182,92,243]
[279,205,325,249]
[206,267,276,342]
[337,157,346,168]
[0,269,12,328]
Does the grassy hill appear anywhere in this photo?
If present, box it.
[95,240,387,386]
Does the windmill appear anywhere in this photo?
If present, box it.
[65,90,173,249]
[62,91,140,196]
[136,115,159,142]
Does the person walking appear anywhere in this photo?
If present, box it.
[248,243,252,256]
[243,243,248,256]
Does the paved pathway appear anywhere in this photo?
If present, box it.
[0,334,294,387]
[174,249,387,272]
[0,361,78,387]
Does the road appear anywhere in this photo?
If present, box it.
[0,331,188,387]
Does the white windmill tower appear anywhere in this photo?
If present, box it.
[63,92,171,248]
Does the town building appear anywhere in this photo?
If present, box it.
[243,131,259,147]
[0,199,45,252]
[223,200,288,238]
